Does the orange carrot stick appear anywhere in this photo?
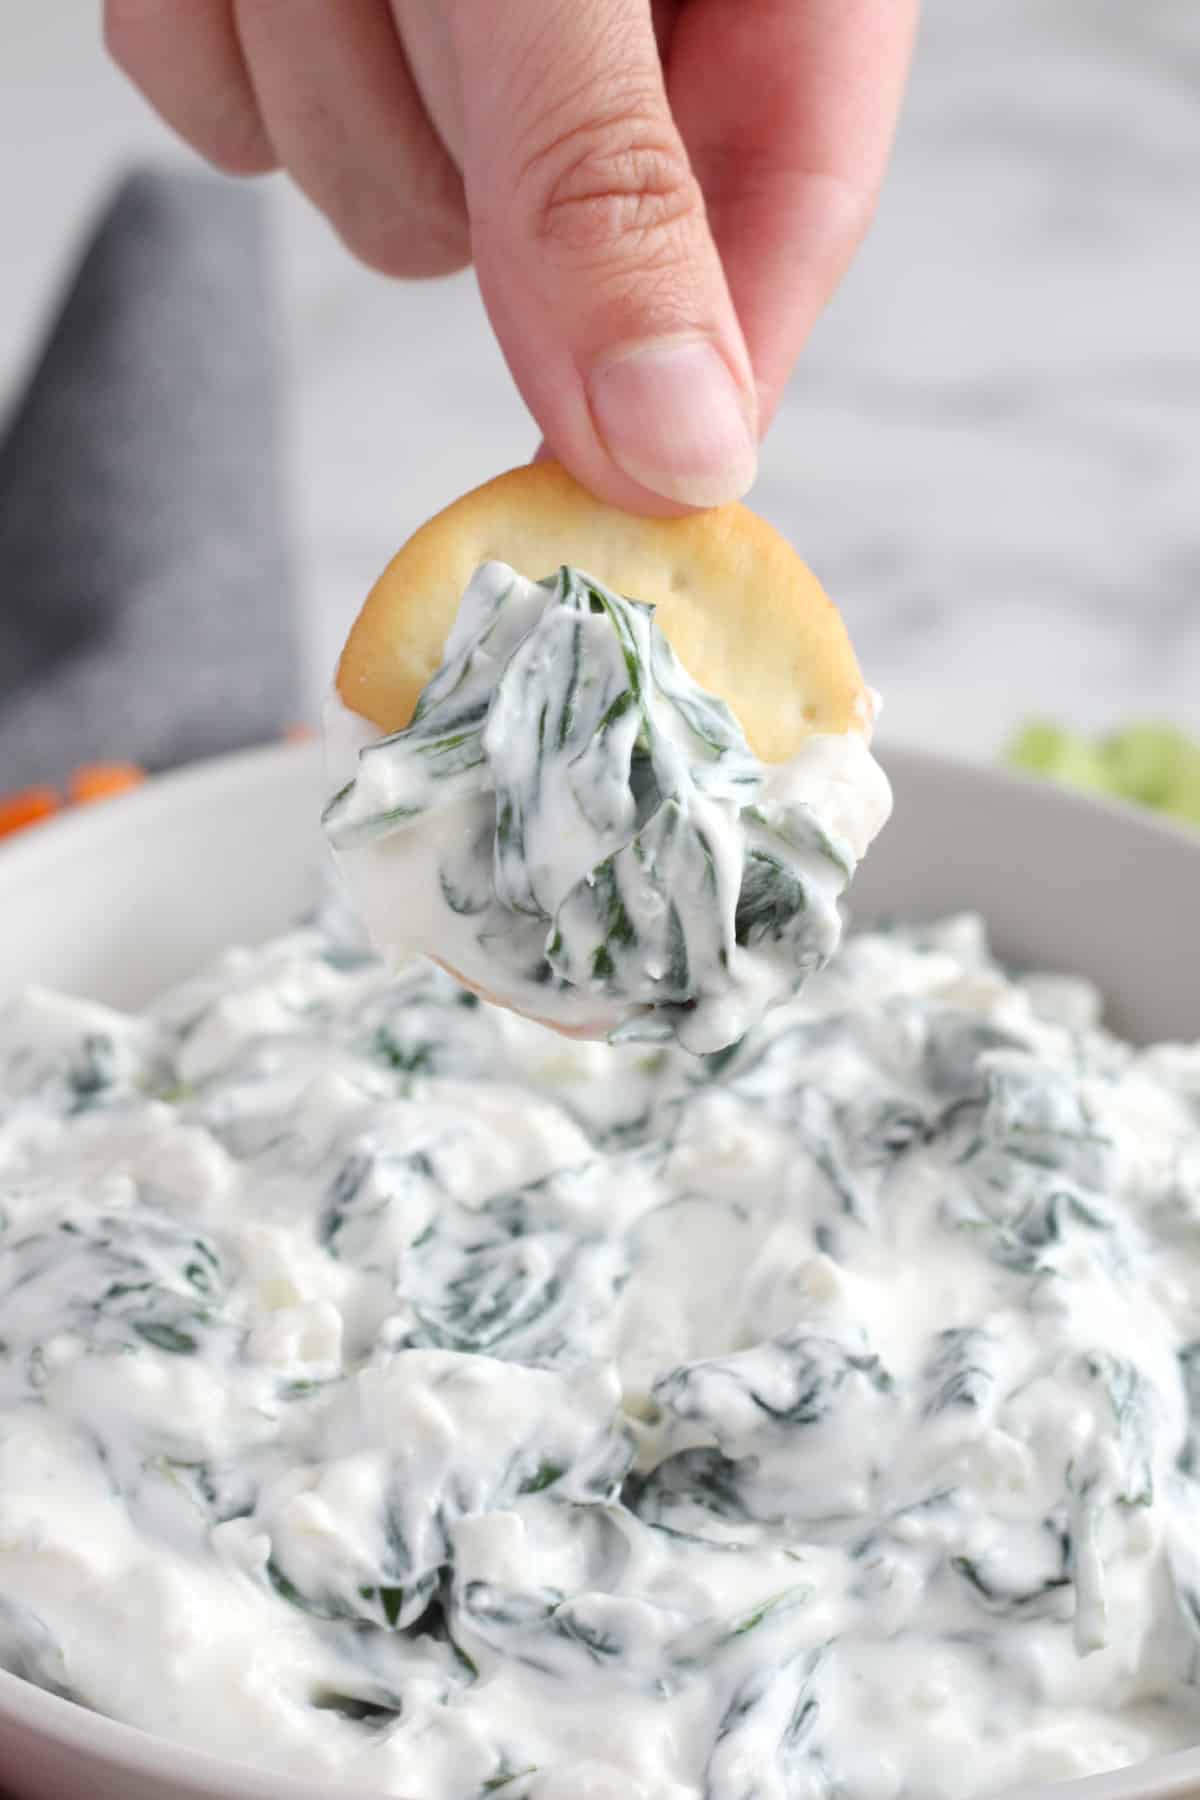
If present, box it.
[68,763,146,805]
[0,786,61,838]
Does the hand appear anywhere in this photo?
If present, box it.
[106,0,917,513]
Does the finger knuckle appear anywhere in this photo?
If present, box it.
[520,108,702,262]
[340,199,470,280]
[198,93,275,176]
[185,93,276,177]
[206,131,276,179]
[335,147,469,278]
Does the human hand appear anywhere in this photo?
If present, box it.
[106,0,917,513]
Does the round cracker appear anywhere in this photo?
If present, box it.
[335,461,867,762]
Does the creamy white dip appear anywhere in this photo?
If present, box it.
[323,563,892,1052]
[2,907,1200,1796]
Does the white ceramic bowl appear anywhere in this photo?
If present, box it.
[1,739,1199,1800]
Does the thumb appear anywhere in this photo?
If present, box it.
[449,0,758,513]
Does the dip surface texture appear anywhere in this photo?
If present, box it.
[2,913,1200,1797]
[324,562,891,1052]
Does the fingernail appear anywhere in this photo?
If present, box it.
[588,336,758,507]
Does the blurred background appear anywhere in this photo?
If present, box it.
[1,0,1198,763]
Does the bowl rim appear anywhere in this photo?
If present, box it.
[2,738,1200,1800]
[0,740,323,891]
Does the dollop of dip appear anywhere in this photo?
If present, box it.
[323,562,891,1051]
[3,911,1200,1796]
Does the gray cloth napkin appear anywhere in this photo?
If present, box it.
[0,167,298,791]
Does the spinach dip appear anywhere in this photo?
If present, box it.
[323,562,891,1052]
[3,906,1200,1797]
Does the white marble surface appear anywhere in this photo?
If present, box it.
[2,0,1198,758]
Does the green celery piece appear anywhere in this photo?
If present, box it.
[1101,724,1200,824]
[1163,747,1200,823]
[1100,724,1195,808]
[1007,719,1200,824]
[1006,722,1109,792]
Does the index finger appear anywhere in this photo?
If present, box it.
[666,0,918,428]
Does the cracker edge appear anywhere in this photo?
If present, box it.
[335,462,869,762]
